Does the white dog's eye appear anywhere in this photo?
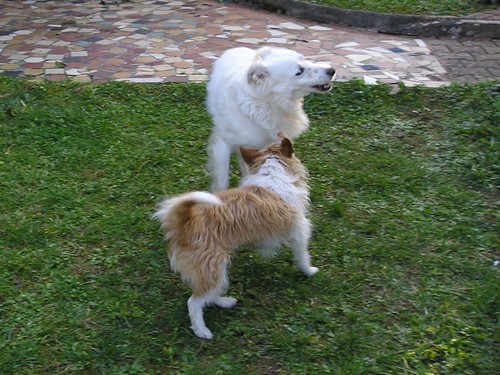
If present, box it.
[295,66,304,76]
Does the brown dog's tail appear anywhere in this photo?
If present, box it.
[153,192,223,237]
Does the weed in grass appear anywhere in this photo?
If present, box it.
[0,77,498,373]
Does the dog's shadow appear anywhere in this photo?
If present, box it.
[210,248,319,329]
[159,247,321,339]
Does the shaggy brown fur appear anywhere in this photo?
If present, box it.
[154,134,318,339]
[167,185,299,297]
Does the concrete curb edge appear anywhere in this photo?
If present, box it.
[236,0,500,38]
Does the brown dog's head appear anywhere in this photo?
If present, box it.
[240,132,293,163]
[239,132,307,184]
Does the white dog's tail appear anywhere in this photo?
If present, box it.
[153,192,223,235]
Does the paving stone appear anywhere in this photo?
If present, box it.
[71,51,88,57]
[156,70,175,77]
[45,68,66,75]
[267,38,289,44]
[46,54,65,60]
[173,61,192,68]
[346,54,372,62]
[136,56,157,63]
[118,77,164,83]
[24,68,44,76]
[24,62,43,69]
[235,38,262,44]
[25,57,45,63]
[188,74,208,81]
[43,61,60,68]
[112,72,132,79]
[279,22,305,30]
[65,68,82,76]
[46,74,67,81]
[0,0,496,85]
[1,63,21,69]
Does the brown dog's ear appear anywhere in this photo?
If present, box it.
[240,147,261,165]
[280,137,294,158]
[277,131,288,139]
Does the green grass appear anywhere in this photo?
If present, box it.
[0,76,498,374]
[301,0,497,16]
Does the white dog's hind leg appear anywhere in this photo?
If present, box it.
[207,135,231,192]
[289,217,319,276]
[187,294,215,340]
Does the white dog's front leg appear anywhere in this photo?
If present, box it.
[289,217,319,276]
[207,135,231,192]
[236,151,250,178]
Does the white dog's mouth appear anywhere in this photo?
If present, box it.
[313,82,333,92]
[312,67,336,92]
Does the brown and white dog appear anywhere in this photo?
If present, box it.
[153,132,318,339]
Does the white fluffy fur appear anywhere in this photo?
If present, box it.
[241,157,308,213]
[207,46,336,191]
[152,191,222,235]
[153,191,222,221]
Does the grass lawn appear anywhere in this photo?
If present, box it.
[301,0,497,16]
[0,76,498,374]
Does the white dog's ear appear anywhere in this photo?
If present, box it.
[256,46,274,59]
[247,63,269,85]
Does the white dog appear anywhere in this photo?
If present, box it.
[154,133,318,339]
[206,46,336,191]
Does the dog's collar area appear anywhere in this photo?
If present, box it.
[264,155,287,167]
[252,156,289,176]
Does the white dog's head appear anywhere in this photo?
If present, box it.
[247,47,336,99]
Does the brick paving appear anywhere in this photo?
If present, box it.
[424,7,500,83]
[425,37,500,83]
[0,0,498,86]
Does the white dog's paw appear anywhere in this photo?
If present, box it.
[215,296,238,309]
[304,266,319,276]
[192,325,214,340]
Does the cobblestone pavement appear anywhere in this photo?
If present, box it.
[425,37,499,83]
[0,0,498,86]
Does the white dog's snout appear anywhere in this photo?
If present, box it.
[326,67,336,79]
[313,63,336,79]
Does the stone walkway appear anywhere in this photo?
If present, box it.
[0,0,498,87]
